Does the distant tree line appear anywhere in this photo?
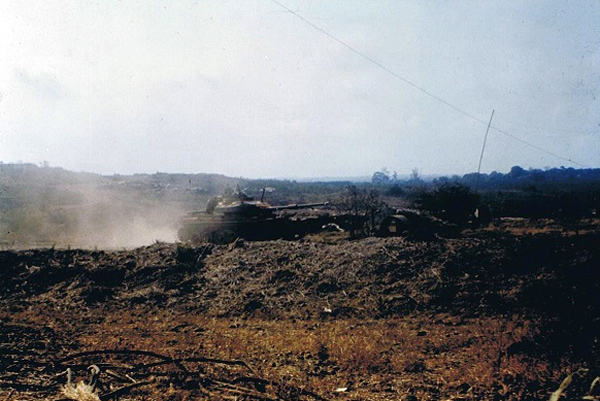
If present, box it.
[373,166,600,188]
[444,166,600,191]
[371,166,600,219]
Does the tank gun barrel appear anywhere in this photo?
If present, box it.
[270,202,329,211]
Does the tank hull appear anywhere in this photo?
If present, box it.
[178,213,331,243]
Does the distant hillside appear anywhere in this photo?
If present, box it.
[0,164,243,248]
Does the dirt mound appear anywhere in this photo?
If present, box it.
[2,232,599,323]
[2,230,600,400]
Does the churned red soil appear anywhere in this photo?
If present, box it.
[1,224,599,400]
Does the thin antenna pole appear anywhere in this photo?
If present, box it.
[475,110,495,192]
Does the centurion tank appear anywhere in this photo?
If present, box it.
[178,189,330,243]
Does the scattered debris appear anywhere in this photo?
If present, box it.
[0,228,599,400]
[1,348,329,400]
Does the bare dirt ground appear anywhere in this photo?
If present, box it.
[1,221,599,400]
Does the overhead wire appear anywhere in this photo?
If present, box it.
[267,0,589,168]
[491,116,594,135]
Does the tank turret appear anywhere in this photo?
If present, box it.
[178,190,330,243]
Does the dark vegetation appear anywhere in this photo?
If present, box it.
[373,165,600,219]
[1,163,598,248]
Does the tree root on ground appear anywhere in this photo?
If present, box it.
[1,348,328,401]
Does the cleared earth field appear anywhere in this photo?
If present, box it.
[1,223,599,400]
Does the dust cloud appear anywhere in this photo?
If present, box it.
[0,166,218,249]
[72,196,181,249]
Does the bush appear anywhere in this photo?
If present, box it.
[336,186,385,237]
[412,183,479,225]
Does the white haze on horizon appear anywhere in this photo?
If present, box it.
[0,1,598,179]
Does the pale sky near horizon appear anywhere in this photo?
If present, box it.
[0,1,598,178]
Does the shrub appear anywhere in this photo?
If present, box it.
[412,183,479,225]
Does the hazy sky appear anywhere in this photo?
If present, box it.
[1,1,598,178]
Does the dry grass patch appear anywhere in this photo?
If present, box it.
[1,307,589,400]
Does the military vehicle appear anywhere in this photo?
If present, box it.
[375,208,461,239]
[178,190,330,243]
